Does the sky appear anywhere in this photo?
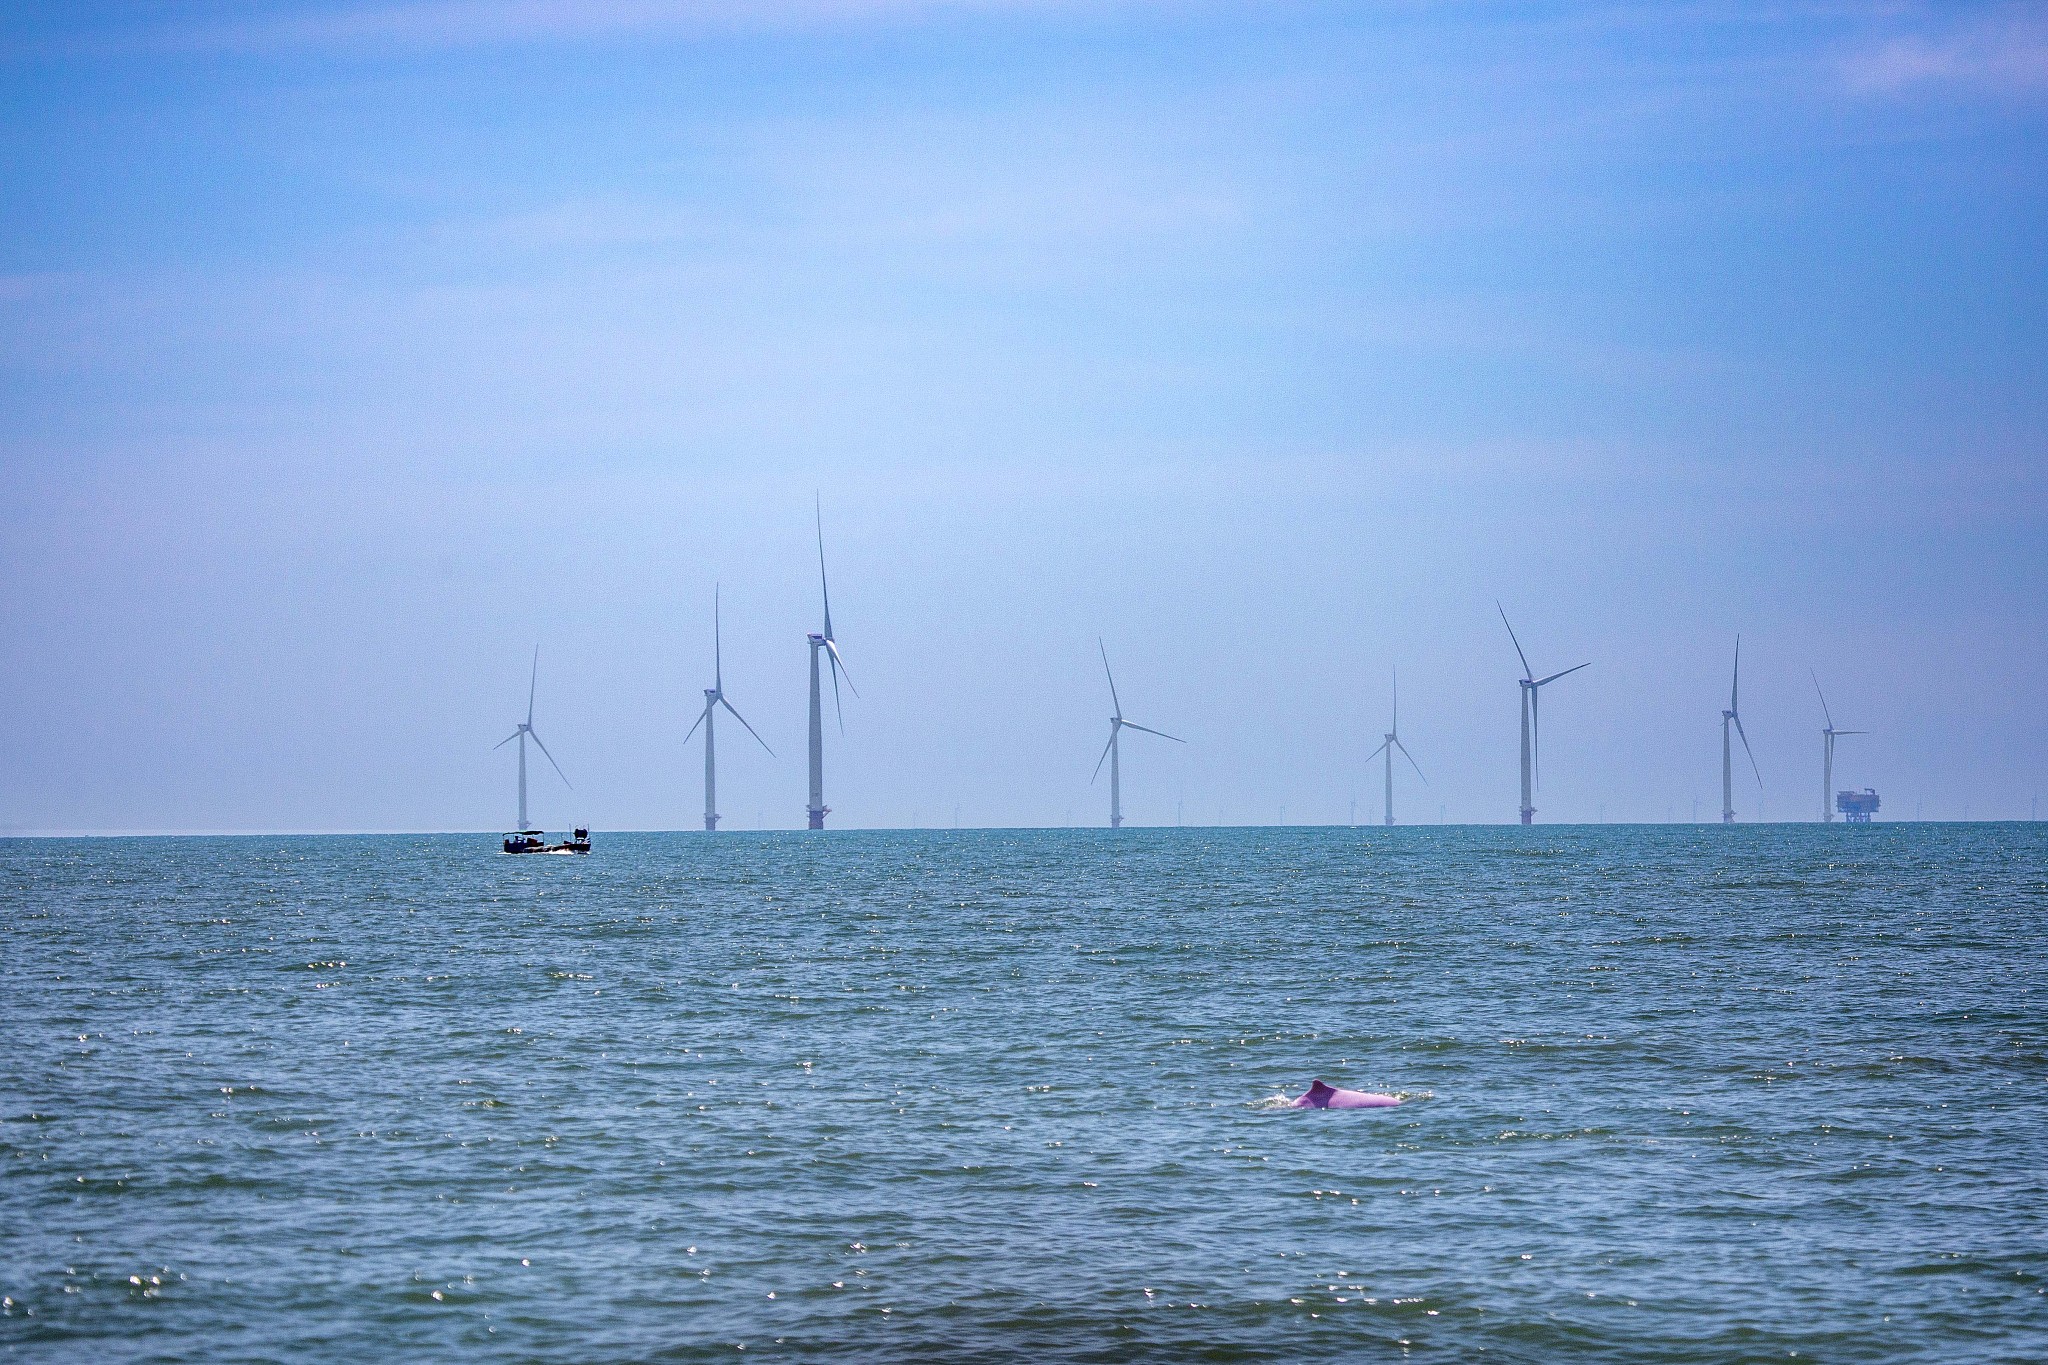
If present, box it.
[1,0,2044,833]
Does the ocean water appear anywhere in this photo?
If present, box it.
[2,824,2045,1362]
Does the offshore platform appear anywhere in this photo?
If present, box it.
[1835,789,1881,823]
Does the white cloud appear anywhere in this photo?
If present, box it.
[1839,7,2048,97]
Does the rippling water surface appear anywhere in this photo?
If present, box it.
[3,825,2046,1361]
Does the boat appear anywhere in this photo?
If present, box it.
[503,826,592,855]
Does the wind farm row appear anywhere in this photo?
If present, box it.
[496,505,1887,835]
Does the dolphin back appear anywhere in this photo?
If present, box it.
[1295,1078,1401,1109]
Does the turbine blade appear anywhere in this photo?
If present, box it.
[1120,720,1185,744]
[1534,661,1590,687]
[1733,713,1762,788]
[721,696,775,757]
[1098,639,1122,718]
[1365,738,1391,763]
[1835,729,1866,737]
[1498,602,1533,681]
[527,645,539,726]
[494,729,521,750]
[823,641,855,738]
[816,495,834,642]
[1531,685,1541,790]
[714,583,722,693]
[1731,636,1741,713]
[824,639,857,697]
[528,729,571,789]
[1090,729,1116,782]
[1396,736,1428,785]
[683,698,711,745]
[1811,669,1835,731]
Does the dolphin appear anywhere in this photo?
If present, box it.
[1291,1079,1400,1109]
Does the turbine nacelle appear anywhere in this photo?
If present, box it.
[1812,670,1868,822]
[496,647,571,831]
[1498,604,1587,818]
[1091,641,1185,813]
[685,585,774,760]
[806,498,853,827]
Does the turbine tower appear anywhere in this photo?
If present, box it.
[1499,605,1589,825]
[494,646,570,831]
[1091,640,1183,828]
[1365,666,1426,826]
[1720,637,1762,823]
[805,500,855,830]
[684,586,773,831]
[1812,670,1864,823]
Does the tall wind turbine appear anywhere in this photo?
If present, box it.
[494,646,570,832]
[1365,666,1426,826]
[685,585,773,831]
[1499,605,1589,825]
[1720,637,1762,823]
[806,500,855,830]
[1812,670,1864,823]
[1092,640,1183,829]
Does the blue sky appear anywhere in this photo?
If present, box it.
[2,1,2044,832]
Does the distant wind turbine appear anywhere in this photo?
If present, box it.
[1499,605,1589,825]
[494,646,570,832]
[1721,637,1762,823]
[1812,670,1864,823]
[806,499,856,830]
[684,586,773,831]
[1365,666,1427,826]
[1092,640,1183,828]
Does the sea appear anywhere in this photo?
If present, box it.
[2,824,2044,1362]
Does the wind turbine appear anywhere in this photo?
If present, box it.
[1720,637,1762,823]
[805,499,855,829]
[1091,640,1183,828]
[1365,666,1426,826]
[684,585,773,831]
[1499,605,1589,825]
[494,646,570,832]
[1812,670,1864,823]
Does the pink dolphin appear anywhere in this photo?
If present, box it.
[1291,1079,1401,1109]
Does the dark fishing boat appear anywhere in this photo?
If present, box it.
[503,827,591,855]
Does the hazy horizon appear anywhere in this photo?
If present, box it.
[3,2,2044,834]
